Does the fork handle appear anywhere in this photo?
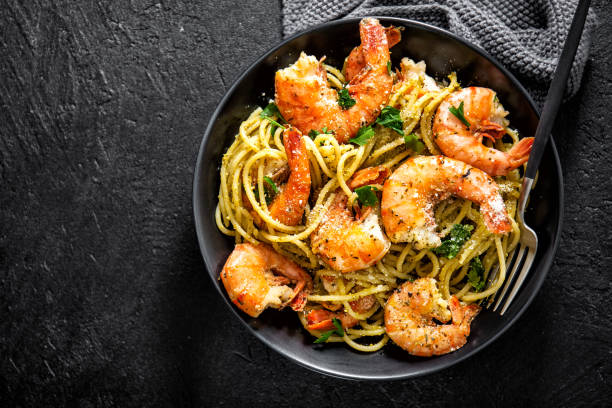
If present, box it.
[525,0,591,179]
[517,177,534,222]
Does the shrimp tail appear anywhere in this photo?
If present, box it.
[305,309,359,331]
[449,296,480,329]
[345,26,401,82]
[347,165,390,190]
[359,18,389,68]
[289,282,309,312]
[507,136,534,168]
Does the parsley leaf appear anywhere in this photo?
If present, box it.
[433,223,474,259]
[467,257,486,292]
[308,129,320,138]
[260,102,286,130]
[260,102,283,120]
[403,132,425,153]
[354,185,379,207]
[313,331,332,344]
[349,125,375,146]
[387,60,392,75]
[375,106,404,135]
[263,176,279,194]
[313,317,344,344]
[448,101,470,129]
[337,87,356,110]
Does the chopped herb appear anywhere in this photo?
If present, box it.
[354,185,379,207]
[467,257,486,292]
[260,102,286,130]
[403,132,425,153]
[309,127,334,138]
[375,106,404,135]
[448,101,470,129]
[253,187,273,205]
[433,223,474,259]
[263,176,279,194]
[337,87,356,110]
[260,102,283,120]
[314,317,344,344]
[387,60,392,75]
[332,317,343,334]
[349,125,375,146]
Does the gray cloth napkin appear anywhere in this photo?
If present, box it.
[282,0,596,105]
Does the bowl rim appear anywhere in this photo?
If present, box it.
[192,16,564,380]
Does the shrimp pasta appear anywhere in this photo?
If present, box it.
[214,18,530,356]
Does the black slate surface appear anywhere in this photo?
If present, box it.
[1,1,611,406]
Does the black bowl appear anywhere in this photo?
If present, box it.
[193,17,563,380]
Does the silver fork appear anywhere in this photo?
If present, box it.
[486,177,537,315]
[485,0,591,315]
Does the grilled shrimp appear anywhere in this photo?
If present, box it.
[311,166,391,272]
[381,155,512,249]
[433,87,534,176]
[275,18,394,144]
[268,128,311,225]
[344,25,401,82]
[305,295,377,331]
[220,243,312,318]
[385,278,480,356]
[244,128,310,227]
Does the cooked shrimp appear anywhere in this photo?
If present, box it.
[311,166,391,272]
[275,18,394,144]
[344,26,401,82]
[381,155,512,249]
[433,87,534,176]
[267,128,311,225]
[305,295,377,331]
[384,278,480,356]
[220,243,312,318]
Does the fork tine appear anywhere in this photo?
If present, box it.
[493,245,527,311]
[500,248,537,315]
[484,248,516,309]
[483,264,500,309]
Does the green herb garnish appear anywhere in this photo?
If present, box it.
[309,127,334,138]
[253,187,273,205]
[337,87,356,110]
[354,185,379,207]
[467,257,486,292]
[375,106,404,135]
[260,102,286,130]
[387,60,392,75]
[433,223,474,259]
[313,317,344,344]
[448,101,470,129]
[349,125,375,146]
[263,176,279,194]
[403,132,425,153]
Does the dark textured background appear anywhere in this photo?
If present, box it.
[1,1,611,406]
